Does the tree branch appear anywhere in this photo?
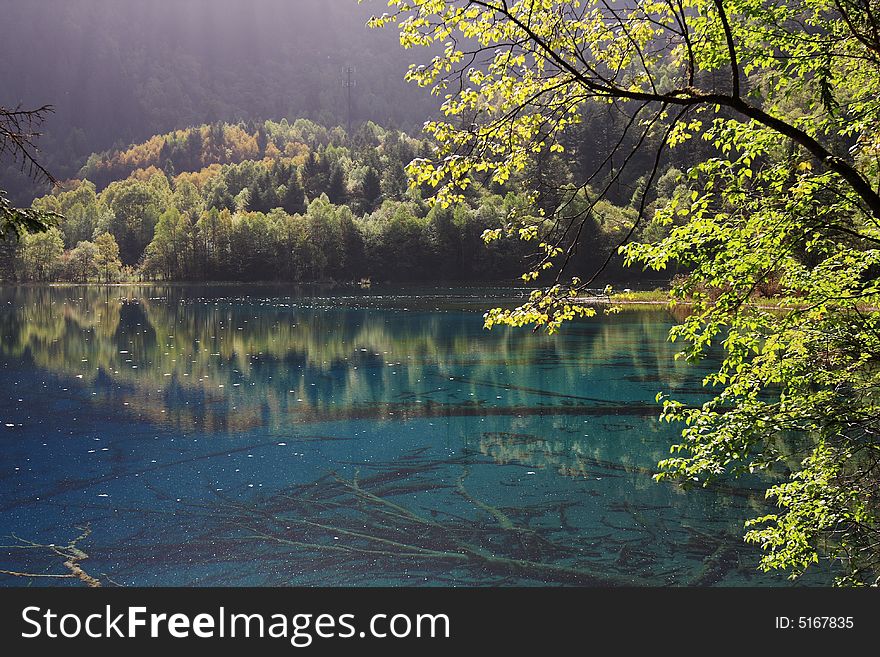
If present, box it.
[460,1,880,220]
[714,0,741,98]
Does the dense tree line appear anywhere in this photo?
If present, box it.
[7,118,675,284]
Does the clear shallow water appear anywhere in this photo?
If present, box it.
[0,285,823,586]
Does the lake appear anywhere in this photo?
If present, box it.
[0,285,822,586]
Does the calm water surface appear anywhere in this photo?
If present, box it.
[0,285,820,586]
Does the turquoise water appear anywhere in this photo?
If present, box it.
[0,285,819,586]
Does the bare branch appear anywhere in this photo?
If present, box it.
[0,104,57,185]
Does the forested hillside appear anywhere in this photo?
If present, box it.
[1,0,700,285]
[4,117,684,284]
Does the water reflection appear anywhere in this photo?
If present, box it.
[1,286,699,434]
[0,285,823,585]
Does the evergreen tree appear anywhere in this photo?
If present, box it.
[256,126,269,156]
[248,173,279,213]
[281,173,306,215]
[185,129,203,171]
[206,181,235,212]
[327,165,347,205]
[382,160,408,201]
[361,167,382,212]
[301,152,329,199]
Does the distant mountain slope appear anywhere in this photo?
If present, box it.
[0,0,434,203]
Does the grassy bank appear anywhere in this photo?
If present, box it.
[575,290,672,305]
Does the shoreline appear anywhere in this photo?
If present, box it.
[576,296,674,307]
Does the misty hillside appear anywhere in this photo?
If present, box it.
[0,0,435,203]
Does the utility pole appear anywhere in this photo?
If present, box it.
[343,66,356,138]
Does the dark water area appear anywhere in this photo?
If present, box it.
[0,285,827,586]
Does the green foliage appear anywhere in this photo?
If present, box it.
[64,240,100,283]
[280,173,307,215]
[31,181,118,249]
[1,190,59,240]
[102,177,167,265]
[16,228,65,281]
[94,233,122,283]
[371,0,880,584]
[360,167,383,212]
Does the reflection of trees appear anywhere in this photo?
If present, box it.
[469,430,773,517]
[0,286,123,370]
[1,286,691,435]
[473,431,670,480]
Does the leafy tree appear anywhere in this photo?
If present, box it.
[19,116,546,285]
[303,196,337,281]
[102,178,165,265]
[196,208,233,278]
[233,188,251,214]
[229,211,275,280]
[172,179,204,218]
[144,207,185,279]
[33,181,115,248]
[363,201,430,280]
[426,204,461,278]
[16,228,64,281]
[374,0,880,584]
[66,240,99,282]
[270,211,310,281]
[337,206,366,278]
[94,232,122,283]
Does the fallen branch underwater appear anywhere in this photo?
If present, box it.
[0,524,102,587]
[216,451,754,587]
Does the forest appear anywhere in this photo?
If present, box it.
[4,117,685,284]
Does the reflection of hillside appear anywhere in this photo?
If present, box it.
[1,286,125,369]
[472,431,669,480]
[0,286,688,434]
[567,310,697,386]
[471,431,775,519]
